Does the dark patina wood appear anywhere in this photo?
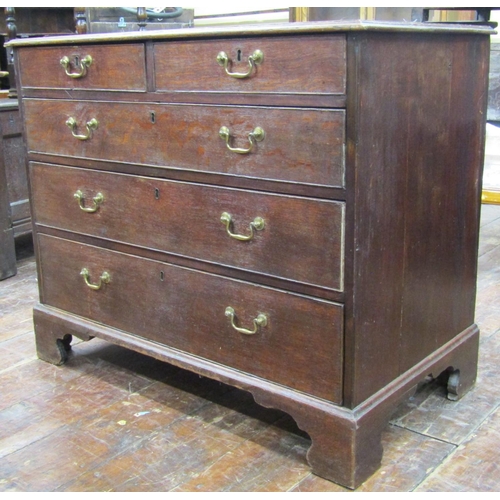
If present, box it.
[0,138,16,279]
[17,44,147,91]
[8,21,492,488]
[0,101,30,280]
[344,31,489,407]
[23,100,345,188]
[36,234,344,402]
[30,162,345,292]
[153,34,346,96]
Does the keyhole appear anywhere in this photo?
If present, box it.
[150,111,156,124]
[74,55,80,66]
[154,188,160,200]
[160,271,164,281]
[237,50,242,62]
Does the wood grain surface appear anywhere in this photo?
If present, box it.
[343,32,489,407]
[37,234,344,402]
[23,99,345,188]
[154,34,346,96]
[30,163,345,291]
[18,44,147,91]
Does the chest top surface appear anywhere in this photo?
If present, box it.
[5,19,494,48]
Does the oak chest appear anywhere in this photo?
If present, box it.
[8,21,492,488]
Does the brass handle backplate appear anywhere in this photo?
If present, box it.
[219,126,265,155]
[80,268,110,290]
[216,50,263,79]
[66,117,98,141]
[60,55,92,79]
[225,306,267,335]
[74,189,104,213]
[220,212,264,241]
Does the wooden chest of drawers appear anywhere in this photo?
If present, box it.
[8,21,492,488]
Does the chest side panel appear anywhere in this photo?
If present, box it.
[346,32,489,406]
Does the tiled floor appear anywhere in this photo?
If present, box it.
[0,203,499,492]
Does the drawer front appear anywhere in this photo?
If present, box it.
[31,163,345,291]
[38,234,344,402]
[18,44,147,91]
[154,35,346,96]
[24,99,345,188]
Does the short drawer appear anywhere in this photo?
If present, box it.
[31,163,345,292]
[154,34,346,97]
[38,234,344,402]
[24,99,345,188]
[17,44,147,91]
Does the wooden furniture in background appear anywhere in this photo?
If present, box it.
[0,7,75,279]
[8,21,492,488]
[73,7,194,34]
[0,100,27,279]
[1,7,75,96]
[289,7,494,25]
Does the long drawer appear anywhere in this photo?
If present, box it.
[153,35,346,96]
[38,234,344,402]
[30,162,345,291]
[23,99,345,188]
[17,44,147,91]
